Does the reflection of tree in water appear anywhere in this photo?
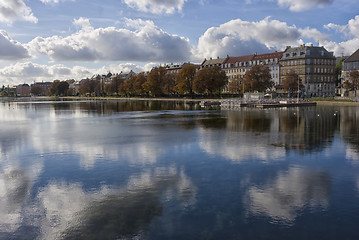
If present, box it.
[297,107,339,152]
[198,114,227,129]
[340,107,359,148]
[77,100,201,115]
[223,107,339,154]
[61,191,162,240]
[225,109,272,132]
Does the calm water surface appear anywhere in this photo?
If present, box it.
[0,99,359,240]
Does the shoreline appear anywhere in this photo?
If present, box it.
[60,96,359,106]
[4,96,359,106]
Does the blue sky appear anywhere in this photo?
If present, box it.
[0,0,358,85]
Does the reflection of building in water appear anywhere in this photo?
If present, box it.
[222,108,339,156]
[199,108,339,163]
[339,107,359,163]
[198,109,286,162]
[280,107,339,153]
[199,107,341,163]
[246,167,331,224]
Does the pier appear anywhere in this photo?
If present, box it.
[201,99,317,109]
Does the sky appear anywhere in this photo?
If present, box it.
[0,0,358,86]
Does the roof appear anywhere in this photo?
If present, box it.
[344,49,359,62]
[202,57,227,66]
[252,51,283,61]
[281,45,335,60]
[225,55,254,64]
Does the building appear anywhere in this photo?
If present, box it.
[280,45,336,97]
[16,84,31,97]
[30,81,52,95]
[252,51,283,86]
[112,70,136,80]
[222,54,255,81]
[200,57,228,69]
[221,51,282,93]
[342,49,359,96]
[165,63,199,75]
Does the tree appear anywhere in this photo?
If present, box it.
[105,76,125,95]
[143,67,167,96]
[48,80,69,96]
[175,65,197,95]
[243,65,273,92]
[162,72,177,95]
[123,78,135,96]
[79,79,101,96]
[228,77,242,94]
[30,85,43,96]
[48,80,60,96]
[335,58,344,86]
[193,66,228,94]
[283,70,300,97]
[133,73,146,95]
[346,70,359,97]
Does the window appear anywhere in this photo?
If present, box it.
[306,67,310,73]
[306,59,311,64]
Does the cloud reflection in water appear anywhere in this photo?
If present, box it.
[36,167,196,240]
[246,167,331,225]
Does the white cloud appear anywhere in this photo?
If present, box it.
[321,15,359,56]
[196,17,300,60]
[0,62,90,85]
[72,17,92,30]
[0,30,30,60]
[325,15,359,39]
[123,0,188,14]
[299,27,329,43]
[196,16,359,60]
[0,61,149,86]
[277,0,333,12]
[27,18,192,62]
[0,0,37,24]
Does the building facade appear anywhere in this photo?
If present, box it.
[16,84,31,97]
[200,57,228,69]
[165,63,199,75]
[222,55,255,81]
[280,45,336,97]
[221,51,282,92]
[30,82,52,95]
[342,49,359,82]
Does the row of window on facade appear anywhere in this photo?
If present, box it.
[282,67,334,75]
[307,84,335,91]
[281,58,335,66]
[223,59,279,69]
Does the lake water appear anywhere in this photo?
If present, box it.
[0,99,359,240]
